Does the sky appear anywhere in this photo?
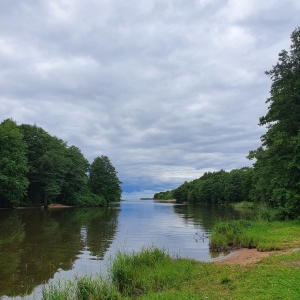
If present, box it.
[1,0,300,199]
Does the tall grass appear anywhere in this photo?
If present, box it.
[42,280,76,300]
[110,247,193,297]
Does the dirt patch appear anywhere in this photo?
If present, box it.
[284,261,300,268]
[214,248,274,265]
[47,203,73,209]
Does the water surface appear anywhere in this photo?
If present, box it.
[0,200,247,299]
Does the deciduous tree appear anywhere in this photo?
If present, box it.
[89,156,122,203]
[0,119,29,207]
[249,27,300,217]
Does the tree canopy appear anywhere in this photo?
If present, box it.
[0,119,29,207]
[0,121,122,208]
[89,155,122,203]
[248,27,300,217]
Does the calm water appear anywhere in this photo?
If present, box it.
[0,200,249,299]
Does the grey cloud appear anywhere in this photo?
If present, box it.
[1,0,300,196]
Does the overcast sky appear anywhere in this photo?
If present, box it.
[1,0,299,199]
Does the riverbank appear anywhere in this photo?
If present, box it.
[41,219,300,299]
[215,247,286,265]
[41,247,300,300]
[210,219,300,251]
[47,203,73,209]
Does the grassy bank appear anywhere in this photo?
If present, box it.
[42,242,300,299]
[41,217,300,299]
[210,219,300,251]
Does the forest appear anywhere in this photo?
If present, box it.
[155,27,300,219]
[0,121,122,208]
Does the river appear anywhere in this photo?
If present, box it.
[0,199,250,299]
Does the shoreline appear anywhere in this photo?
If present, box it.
[47,203,73,209]
[214,248,292,265]
[12,203,74,209]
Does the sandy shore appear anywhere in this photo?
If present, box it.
[214,248,282,265]
[47,203,73,209]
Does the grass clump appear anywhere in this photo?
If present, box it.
[42,276,122,300]
[110,247,193,297]
[76,276,121,300]
[42,280,76,300]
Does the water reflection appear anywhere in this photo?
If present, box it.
[172,203,253,258]
[0,207,119,298]
[173,203,251,231]
[0,201,253,299]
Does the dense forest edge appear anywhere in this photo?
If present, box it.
[154,27,300,220]
[0,121,122,208]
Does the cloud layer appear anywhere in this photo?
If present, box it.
[1,0,300,197]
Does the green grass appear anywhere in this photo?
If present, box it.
[40,219,300,299]
[41,243,300,300]
[42,279,76,300]
[210,219,300,251]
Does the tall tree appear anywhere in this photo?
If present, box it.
[58,145,90,205]
[249,27,300,217]
[19,124,68,207]
[0,119,29,207]
[89,156,122,203]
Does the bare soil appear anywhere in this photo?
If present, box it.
[214,248,277,265]
[47,203,73,209]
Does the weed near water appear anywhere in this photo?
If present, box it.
[41,279,76,300]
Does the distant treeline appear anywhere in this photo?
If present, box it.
[0,119,122,208]
[154,167,254,205]
[155,27,300,219]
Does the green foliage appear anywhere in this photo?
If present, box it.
[249,27,300,217]
[153,191,173,200]
[0,119,29,207]
[73,189,106,207]
[232,201,254,209]
[163,168,255,205]
[19,124,68,206]
[89,156,122,203]
[0,119,121,208]
[57,146,90,206]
